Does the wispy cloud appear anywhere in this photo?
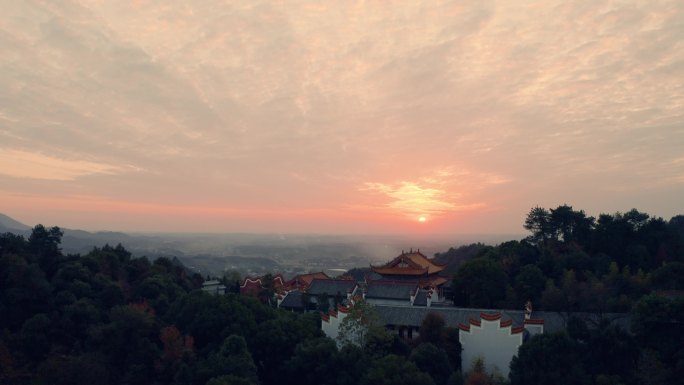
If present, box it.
[363,181,457,218]
[360,166,501,219]
[0,150,126,181]
[0,0,681,232]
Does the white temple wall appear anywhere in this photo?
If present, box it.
[459,320,523,377]
[321,311,347,341]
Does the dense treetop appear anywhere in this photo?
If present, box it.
[0,225,456,385]
[1,205,683,385]
[448,205,684,313]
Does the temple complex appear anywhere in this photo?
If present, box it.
[366,249,451,305]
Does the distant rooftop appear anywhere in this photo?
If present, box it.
[307,279,357,296]
[371,249,446,276]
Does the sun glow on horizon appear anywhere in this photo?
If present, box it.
[418,216,427,223]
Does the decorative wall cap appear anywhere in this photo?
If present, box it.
[480,312,502,321]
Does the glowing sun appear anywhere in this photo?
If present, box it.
[418,216,427,223]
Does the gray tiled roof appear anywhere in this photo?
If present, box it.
[307,279,357,296]
[369,274,428,282]
[532,310,631,333]
[373,305,631,333]
[374,306,518,328]
[366,282,416,300]
[413,290,428,306]
[279,290,305,310]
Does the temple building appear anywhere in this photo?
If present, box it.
[322,302,629,377]
[366,249,451,305]
[320,249,630,376]
[278,278,359,311]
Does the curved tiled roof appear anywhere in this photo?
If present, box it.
[307,279,358,296]
[285,272,331,289]
[413,290,429,307]
[372,305,630,334]
[371,250,446,276]
[279,290,305,310]
[371,266,430,276]
[366,281,418,300]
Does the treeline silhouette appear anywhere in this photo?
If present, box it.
[0,225,459,385]
[442,205,684,312]
[1,204,683,385]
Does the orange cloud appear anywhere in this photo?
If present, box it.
[0,150,127,181]
[362,180,473,219]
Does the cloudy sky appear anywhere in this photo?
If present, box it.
[1,0,682,235]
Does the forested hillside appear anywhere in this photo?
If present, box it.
[449,206,684,313]
[1,205,683,385]
[0,225,458,385]
[441,205,684,384]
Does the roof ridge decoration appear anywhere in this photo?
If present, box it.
[371,249,446,275]
[240,276,263,288]
[311,277,355,282]
[337,304,352,313]
[368,280,425,286]
[480,312,502,321]
[240,273,285,288]
[458,313,526,335]
[393,254,424,269]
[500,319,513,328]
[370,266,430,276]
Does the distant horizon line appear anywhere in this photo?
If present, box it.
[1,211,527,240]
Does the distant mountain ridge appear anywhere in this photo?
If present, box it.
[0,212,506,277]
[0,213,31,232]
[0,213,135,254]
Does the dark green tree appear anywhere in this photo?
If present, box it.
[509,333,589,385]
[583,321,639,382]
[442,327,462,372]
[524,207,552,245]
[206,375,256,385]
[0,232,27,256]
[197,335,258,385]
[28,224,63,278]
[650,262,684,290]
[362,354,435,385]
[409,343,454,385]
[631,294,684,384]
[283,337,338,385]
[514,264,546,303]
[549,205,594,244]
[453,258,507,307]
[419,312,446,345]
[19,313,51,361]
[250,312,322,384]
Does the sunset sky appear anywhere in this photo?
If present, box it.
[1,1,683,235]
